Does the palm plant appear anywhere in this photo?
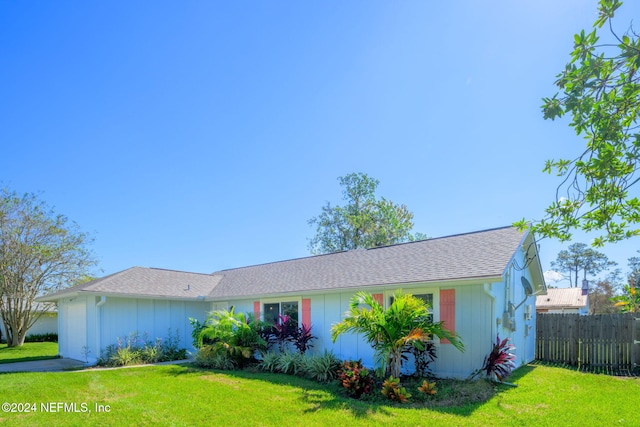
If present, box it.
[197,307,267,367]
[331,290,463,378]
[198,307,247,346]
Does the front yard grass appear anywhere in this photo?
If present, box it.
[0,342,58,364]
[0,363,638,426]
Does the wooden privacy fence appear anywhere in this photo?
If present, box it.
[536,313,640,372]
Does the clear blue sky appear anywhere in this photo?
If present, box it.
[2,1,639,287]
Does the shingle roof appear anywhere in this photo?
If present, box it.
[208,226,526,298]
[536,287,587,309]
[38,226,529,302]
[38,267,222,301]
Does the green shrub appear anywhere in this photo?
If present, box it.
[303,350,341,383]
[195,308,267,368]
[25,333,58,343]
[98,329,187,367]
[257,350,341,383]
[139,340,162,363]
[111,346,141,366]
[276,351,305,375]
[257,351,280,373]
[189,318,205,349]
[193,345,237,370]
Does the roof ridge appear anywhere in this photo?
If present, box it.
[214,250,349,273]
[145,266,214,276]
[213,225,518,274]
[362,225,518,252]
[80,266,136,287]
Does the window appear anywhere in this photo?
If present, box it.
[389,293,434,323]
[263,301,299,325]
[416,294,434,323]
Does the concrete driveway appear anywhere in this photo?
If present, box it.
[0,358,85,373]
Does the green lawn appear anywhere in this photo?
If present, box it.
[0,342,59,364]
[0,364,638,426]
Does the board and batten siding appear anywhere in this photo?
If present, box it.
[314,291,376,364]
[432,284,495,378]
[57,296,210,363]
[496,248,539,367]
[97,297,210,357]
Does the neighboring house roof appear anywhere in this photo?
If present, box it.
[536,288,587,310]
[38,226,540,302]
[0,300,55,313]
[32,302,56,312]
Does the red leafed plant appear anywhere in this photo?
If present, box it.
[381,376,412,403]
[480,335,516,381]
[417,380,437,395]
[338,359,374,398]
[291,323,315,355]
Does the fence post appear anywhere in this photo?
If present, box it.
[634,317,640,370]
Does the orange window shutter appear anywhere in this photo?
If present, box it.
[440,289,456,344]
[302,298,311,326]
[372,293,384,306]
[253,301,261,320]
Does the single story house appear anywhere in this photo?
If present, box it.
[536,287,589,315]
[1,302,58,342]
[38,226,546,378]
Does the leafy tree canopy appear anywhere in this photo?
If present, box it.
[626,250,640,286]
[589,270,622,314]
[308,173,427,254]
[0,187,96,347]
[611,284,640,312]
[551,242,616,287]
[610,252,640,313]
[516,0,640,246]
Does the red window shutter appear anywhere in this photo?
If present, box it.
[253,301,261,320]
[372,293,384,306]
[302,298,311,326]
[440,289,456,344]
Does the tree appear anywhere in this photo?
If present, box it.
[0,188,95,347]
[330,290,463,378]
[308,173,426,254]
[551,242,616,287]
[626,251,640,287]
[589,270,622,314]
[611,284,640,312]
[608,254,640,313]
[516,0,640,246]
